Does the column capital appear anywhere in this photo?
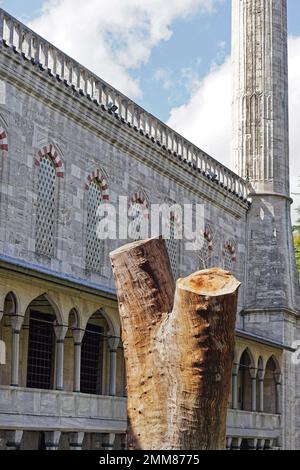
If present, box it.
[54,324,68,341]
[226,436,233,450]
[257,439,265,451]
[257,368,265,381]
[275,373,282,385]
[11,314,25,332]
[248,438,258,450]
[6,430,23,450]
[102,433,115,450]
[231,437,242,450]
[108,335,120,351]
[249,367,257,379]
[45,431,61,451]
[264,439,274,450]
[72,328,85,344]
[69,432,85,450]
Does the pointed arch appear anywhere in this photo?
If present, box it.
[25,294,61,390]
[25,293,63,325]
[223,239,237,270]
[237,348,255,411]
[199,223,216,270]
[68,308,81,329]
[3,291,18,316]
[35,143,65,178]
[85,169,109,200]
[266,354,281,373]
[257,355,264,374]
[237,347,255,369]
[0,127,8,151]
[35,153,57,257]
[264,355,281,414]
[85,173,107,273]
[129,189,149,211]
[128,189,150,240]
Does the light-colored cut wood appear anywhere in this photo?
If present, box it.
[110,237,240,450]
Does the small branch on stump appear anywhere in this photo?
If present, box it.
[110,237,240,450]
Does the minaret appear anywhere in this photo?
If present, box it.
[232,0,299,316]
[232,0,289,196]
[232,2,299,450]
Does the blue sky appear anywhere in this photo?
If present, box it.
[1,0,300,120]
[1,0,300,218]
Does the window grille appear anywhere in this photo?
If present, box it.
[199,243,211,270]
[26,311,55,390]
[80,323,104,395]
[35,156,56,256]
[166,220,178,279]
[199,224,214,270]
[86,179,104,273]
[128,202,146,241]
[224,247,233,271]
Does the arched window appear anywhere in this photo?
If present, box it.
[26,295,56,390]
[264,357,279,414]
[128,192,149,241]
[35,156,56,256]
[80,311,106,395]
[224,240,236,271]
[0,292,18,385]
[86,179,104,273]
[166,217,178,279]
[199,225,214,270]
[237,349,253,411]
[0,127,8,152]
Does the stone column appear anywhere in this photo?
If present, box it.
[108,336,120,396]
[54,325,68,391]
[275,373,282,415]
[250,368,257,412]
[6,430,23,450]
[45,431,61,451]
[102,433,115,451]
[72,329,85,393]
[257,368,265,413]
[10,315,25,387]
[231,364,239,410]
[257,439,265,451]
[226,437,233,450]
[248,438,258,451]
[264,439,273,451]
[121,434,127,450]
[69,432,85,451]
[0,339,6,365]
[231,437,242,451]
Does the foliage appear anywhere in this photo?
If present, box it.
[294,234,300,277]
[293,208,300,277]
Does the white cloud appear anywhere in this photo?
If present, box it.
[288,36,300,223]
[28,0,218,99]
[167,57,231,167]
[167,37,300,223]
[154,68,173,90]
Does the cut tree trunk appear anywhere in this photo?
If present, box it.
[110,237,240,450]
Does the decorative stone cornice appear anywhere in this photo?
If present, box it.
[0,46,249,219]
[0,7,250,219]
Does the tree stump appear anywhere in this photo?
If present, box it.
[110,237,240,450]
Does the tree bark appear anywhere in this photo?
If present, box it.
[110,237,240,450]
